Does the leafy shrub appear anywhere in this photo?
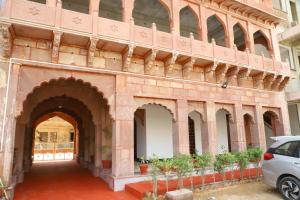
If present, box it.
[235,151,249,180]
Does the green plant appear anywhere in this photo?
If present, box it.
[172,154,194,190]
[157,158,174,192]
[247,147,263,178]
[235,151,249,180]
[139,156,147,164]
[149,155,161,199]
[101,145,111,160]
[225,153,236,183]
[103,126,112,140]
[194,153,212,189]
[214,153,235,183]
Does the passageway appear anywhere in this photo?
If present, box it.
[14,161,137,200]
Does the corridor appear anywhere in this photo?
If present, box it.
[14,161,137,200]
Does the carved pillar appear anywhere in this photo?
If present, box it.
[123,0,134,23]
[90,0,100,35]
[173,99,189,155]
[199,5,207,42]
[13,121,26,184]
[112,75,134,177]
[229,104,246,152]
[1,63,20,187]
[202,101,217,155]
[171,0,180,34]
[254,105,267,151]
[226,14,234,48]
[247,22,255,54]
[0,23,11,60]
[52,31,62,64]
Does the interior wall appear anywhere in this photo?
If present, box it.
[135,117,146,158]
[216,110,229,153]
[288,104,300,135]
[189,111,202,154]
[143,104,173,159]
[264,122,273,148]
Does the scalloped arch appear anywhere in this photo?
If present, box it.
[134,102,176,121]
[18,77,114,123]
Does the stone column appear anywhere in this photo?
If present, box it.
[14,122,26,184]
[226,14,234,48]
[90,0,100,35]
[93,123,102,176]
[279,100,291,136]
[199,5,207,42]
[1,63,20,186]
[247,22,255,54]
[171,0,180,35]
[254,105,267,151]
[229,104,246,152]
[202,101,217,155]
[173,99,189,155]
[123,0,134,23]
[112,75,135,177]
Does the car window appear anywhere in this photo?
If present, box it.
[274,141,300,158]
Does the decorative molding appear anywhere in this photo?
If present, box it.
[51,31,62,63]
[0,24,11,59]
[144,49,157,74]
[165,51,178,75]
[122,44,135,72]
[88,37,98,67]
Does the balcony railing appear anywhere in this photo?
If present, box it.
[7,0,290,75]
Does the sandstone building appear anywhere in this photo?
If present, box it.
[0,0,292,192]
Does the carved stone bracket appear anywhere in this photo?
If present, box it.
[263,74,276,89]
[271,75,284,90]
[144,49,157,74]
[122,44,135,72]
[182,57,196,79]
[0,24,11,59]
[52,31,63,63]
[216,64,230,83]
[278,76,290,91]
[226,66,240,83]
[87,37,98,67]
[165,51,178,75]
[253,72,266,89]
[204,60,219,82]
[237,68,252,79]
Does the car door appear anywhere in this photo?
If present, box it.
[273,141,300,179]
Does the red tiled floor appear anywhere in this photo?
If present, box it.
[14,161,138,200]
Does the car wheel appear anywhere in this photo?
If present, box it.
[279,176,300,200]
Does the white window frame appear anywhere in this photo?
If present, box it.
[279,44,295,70]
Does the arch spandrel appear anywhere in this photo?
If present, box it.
[16,66,116,120]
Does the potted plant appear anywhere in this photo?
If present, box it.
[247,147,263,179]
[158,158,174,192]
[149,155,161,199]
[194,153,212,189]
[139,156,149,175]
[172,154,194,190]
[235,151,249,181]
[101,145,112,169]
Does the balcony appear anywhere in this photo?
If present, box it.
[4,0,291,77]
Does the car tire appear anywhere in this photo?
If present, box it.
[278,176,300,200]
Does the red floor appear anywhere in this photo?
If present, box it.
[14,161,138,200]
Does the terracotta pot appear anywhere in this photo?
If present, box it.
[102,160,112,169]
[139,164,148,174]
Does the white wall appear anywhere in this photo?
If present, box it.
[264,123,273,148]
[135,117,146,158]
[216,110,229,153]
[189,111,202,155]
[143,105,173,159]
[288,104,300,135]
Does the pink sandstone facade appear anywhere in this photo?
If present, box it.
[0,0,292,194]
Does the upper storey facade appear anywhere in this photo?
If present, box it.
[0,0,291,91]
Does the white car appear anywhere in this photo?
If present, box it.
[262,136,300,200]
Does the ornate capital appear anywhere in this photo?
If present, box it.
[52,31,63,63]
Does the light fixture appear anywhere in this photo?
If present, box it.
[221,81,228,89]
[58,105,63,109]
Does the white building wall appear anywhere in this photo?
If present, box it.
[264,123,273,148]
[135,117,146,158]
[216,110,229,153]
[189,111,202,155]
[144,105,173,159]
[288,104,300,135]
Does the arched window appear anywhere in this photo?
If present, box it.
[132,0,171,33]
[207,15,226,47]
[62,0,89,14]
[179,7,199,39]
[28,0,46,4]
[99,0,123,22]
[253,31,271,58]
[233,23,246,51]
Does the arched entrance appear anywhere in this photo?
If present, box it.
[216,109,232,153]
[133,104,174,163]
[33,115,76,161]
[188,111,204,155]
[12,78,112,185]
[243,114,254,149]
[263,111,281,148]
